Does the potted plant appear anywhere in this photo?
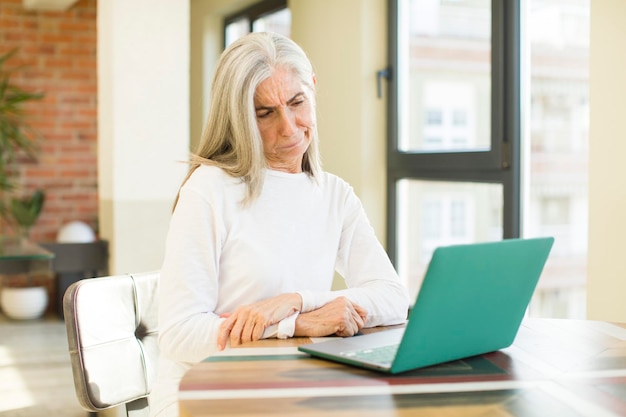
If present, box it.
[0,49,48,319]
[9,189,45,240]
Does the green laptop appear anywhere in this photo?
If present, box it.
[298,237,554,374]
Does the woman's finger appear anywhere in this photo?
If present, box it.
[241,319,258,343]
[229,315,247,347]
[252,320,268,341]
[217,315,236,350]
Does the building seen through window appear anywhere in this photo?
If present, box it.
[525,0,589,319]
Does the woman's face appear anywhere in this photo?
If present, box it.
[254,67,315,173]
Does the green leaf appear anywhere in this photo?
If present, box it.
[0,48,44,194]
[10,189,45,228]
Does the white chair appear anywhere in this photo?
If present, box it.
[63,271,159,416]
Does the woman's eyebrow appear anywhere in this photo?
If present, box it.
[286,92,305,104]
[255,91,305,111]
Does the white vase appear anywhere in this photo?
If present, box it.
[1,286,48,320]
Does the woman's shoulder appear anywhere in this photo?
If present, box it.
[186,164,238,185]
[319,171,354,193]
[316,171,363,210]
[183,164,243,198]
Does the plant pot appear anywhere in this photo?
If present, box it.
[1,286,48,320]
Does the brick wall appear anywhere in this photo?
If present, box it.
[0,0,98,242]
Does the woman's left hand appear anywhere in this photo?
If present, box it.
[217,292,302,350]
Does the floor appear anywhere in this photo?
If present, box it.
[0,312,87,417]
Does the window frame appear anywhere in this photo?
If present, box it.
[223,0,288,46]
[385,0,522,261]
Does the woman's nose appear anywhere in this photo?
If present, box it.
[278,110,297,136]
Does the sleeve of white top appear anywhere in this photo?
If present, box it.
[261,311,300,339]
[297,289,334,313]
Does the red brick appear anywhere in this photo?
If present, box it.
[59,70,92,81]
[76,59,96,69]
[24,167,56,177]
[29,119,57,130]
[58,45,93,55]
[44,57,74,68]
[75,35,96,44]
[4,31,38,42]
[0,18,20,29]
[76,11,96,20]
[4,55,38,68]
[59,21,92,31]
[22,19,39,30]
[40,33,74,43]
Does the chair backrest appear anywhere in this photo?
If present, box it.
[63,271,159,416]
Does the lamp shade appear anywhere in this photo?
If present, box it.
[57,221,96,243]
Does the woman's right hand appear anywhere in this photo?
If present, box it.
[217,292,302,350]
[294,296,367,337]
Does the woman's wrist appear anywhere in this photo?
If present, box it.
[277,311,299,339]
[290,292,303,313]
[293,311,311,337]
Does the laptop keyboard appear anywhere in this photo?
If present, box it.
[340,343,400,366]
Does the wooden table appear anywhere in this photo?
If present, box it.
[179,319,626,417]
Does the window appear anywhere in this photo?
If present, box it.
[397,178,501,298]
[224,0,290,47]
[387,0,590,318]
[524,0,589,318]
[388,0,514,302]
[540,196,570,227]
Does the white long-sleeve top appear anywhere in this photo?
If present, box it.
[149,165,410,416]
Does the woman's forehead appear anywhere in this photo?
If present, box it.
[255,68,307,104]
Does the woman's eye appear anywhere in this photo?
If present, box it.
[257,111,272,119]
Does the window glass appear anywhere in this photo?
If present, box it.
[392,0,502,304]
[397,179,503,301]
[224,1,291,47]
[398,0,491,153]
[524,0,589,319]
[225,18,250,47]
[252,8,291,36]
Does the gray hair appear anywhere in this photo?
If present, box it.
[177,32,321,207]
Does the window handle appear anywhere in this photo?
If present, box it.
[377,67,391,98]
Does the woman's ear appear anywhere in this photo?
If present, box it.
[312,73,317,86]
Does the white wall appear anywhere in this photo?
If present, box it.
[587,0,626,321]
[98,0,190,274]
[189,0,256,152]
[290,0,388,240]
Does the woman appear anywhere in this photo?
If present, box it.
[149,32,410,416]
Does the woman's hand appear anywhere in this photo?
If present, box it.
[294,297,367,337]
[217,292,302,350]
